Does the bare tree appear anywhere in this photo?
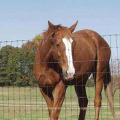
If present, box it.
[110,59,120,96]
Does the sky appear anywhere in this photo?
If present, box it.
[0,0,120,42]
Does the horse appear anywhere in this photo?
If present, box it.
[33,21,115,120]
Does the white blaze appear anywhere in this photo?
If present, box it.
[62,37,75,79]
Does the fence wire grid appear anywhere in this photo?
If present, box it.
[0,34,120,120]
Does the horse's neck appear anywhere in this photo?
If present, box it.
[40,56,49,72]
[35,47,51,73]
[34,39,53,76]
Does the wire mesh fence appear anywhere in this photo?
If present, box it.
[0,34,120,120]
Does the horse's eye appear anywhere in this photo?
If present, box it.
[52,32,55,38]
[56,44,60,47]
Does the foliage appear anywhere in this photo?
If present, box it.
[0,45,13,85]
[33,34,43,42]
[0,34,42,86]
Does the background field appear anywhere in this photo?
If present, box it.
[0,86,120,120]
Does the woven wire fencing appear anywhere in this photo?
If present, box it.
[0,34,120,120]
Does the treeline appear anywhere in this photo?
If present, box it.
[0,35,42,86]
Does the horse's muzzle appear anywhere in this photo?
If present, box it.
[63,69,75,80]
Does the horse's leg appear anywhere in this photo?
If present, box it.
[50,80,67,120]
[39,87,54,117]
[75,83,88,120]
[93,68,106,120]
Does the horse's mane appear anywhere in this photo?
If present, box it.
[43,25,68,41]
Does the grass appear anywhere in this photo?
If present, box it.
[0,86,120,120]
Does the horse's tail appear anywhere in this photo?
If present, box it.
[104,65,116,119]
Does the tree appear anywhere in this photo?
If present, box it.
[0,45,14,85]
[0,34,42,86]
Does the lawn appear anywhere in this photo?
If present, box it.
[0,86,120,120]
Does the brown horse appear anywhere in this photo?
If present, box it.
[33,21,115,120]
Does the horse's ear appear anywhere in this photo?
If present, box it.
[68,21,78,33]
[48,21,54,28]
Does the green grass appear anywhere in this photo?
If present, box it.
[0,86,120,120]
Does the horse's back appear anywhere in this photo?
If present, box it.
[73,29,111,59]
[74,29,110,51]
[71,29,111,81]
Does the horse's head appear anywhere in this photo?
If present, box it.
[43,21,78,80]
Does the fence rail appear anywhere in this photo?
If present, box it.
[0,34,120,120]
